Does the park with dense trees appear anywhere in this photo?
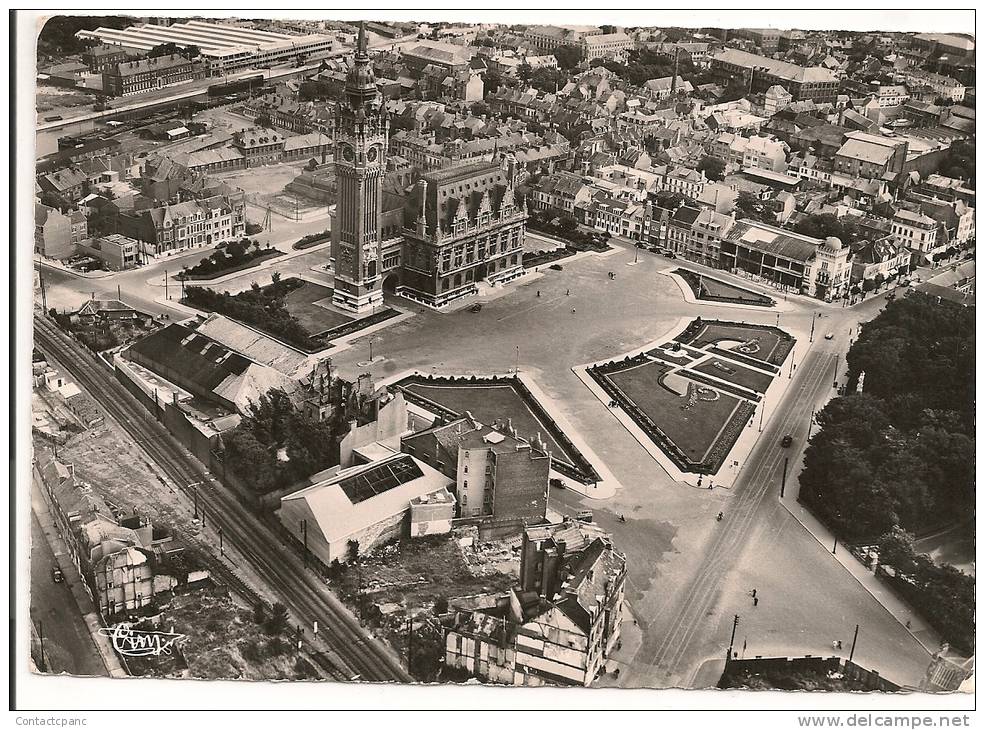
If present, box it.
[798,292,974,652]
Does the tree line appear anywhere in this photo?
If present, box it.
[798,292,974,652]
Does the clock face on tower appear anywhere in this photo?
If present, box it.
[341,144,355,163]
[366,145,379,163]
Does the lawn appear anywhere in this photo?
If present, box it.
[605,360,743,463]
[281,281,354,335]
[692,357,775,394]
[675,268,774,307]
[397,377,592,478]
[679,321,793,365]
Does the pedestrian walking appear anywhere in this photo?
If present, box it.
[566,289,570,295]
[753,596,759,607]
[751,589,757,599]
[571,308,576,314]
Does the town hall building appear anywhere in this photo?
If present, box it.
[330,24,528,312]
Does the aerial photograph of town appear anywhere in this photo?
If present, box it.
[18,8,976,715]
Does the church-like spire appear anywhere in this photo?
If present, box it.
[345,21,378,109]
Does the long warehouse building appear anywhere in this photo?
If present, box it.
[77,20,335,72]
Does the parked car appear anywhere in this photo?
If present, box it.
[51,567,64,583]
[781,434,793,448]
[469,303,482,313]
[824,333,834,340]
[549,478,566,490]
[549,263,564,271]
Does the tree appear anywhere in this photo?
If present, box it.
[553,45,583,71]
[256,114,273,129]
[252,602,268,625]
[697,155,727,182]
[469,101,490,118]
[734,190,769,222]
[862,278,876,292]
[483,69,508,97]
[434,596,449,615]
[792,213,860,246]
[529,67,562,94]
[266,602,289,635]
[347,539,360,563]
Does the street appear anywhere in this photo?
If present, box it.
[321,240,933,688]
[30,505,107,677]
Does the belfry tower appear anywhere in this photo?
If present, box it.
[331,23,388,313]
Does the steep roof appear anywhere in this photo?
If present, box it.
[128,323,296,411]
[712,48,838,83]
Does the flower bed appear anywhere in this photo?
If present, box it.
[523,247,577,269]
[292,231,331,250]
[676,319,794,367]
[674,268,775,307]
[680,369,762,403]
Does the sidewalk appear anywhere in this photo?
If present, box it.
[779,462,942,654]
[31,479,129,678]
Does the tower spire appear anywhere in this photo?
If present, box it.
[356,21,368,57]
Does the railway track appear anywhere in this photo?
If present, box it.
[34,315,411,684]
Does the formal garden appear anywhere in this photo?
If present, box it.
[675,318,794,368]
[674,268,775,307]
[394,374,599,484]
[588,353,755,475]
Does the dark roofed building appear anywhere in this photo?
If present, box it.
[124,322,296,413]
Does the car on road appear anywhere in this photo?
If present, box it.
[51,567,64,583]
[781,434,793,448]
[824,332,834,340]
[549,478,566,490]
[469,303,482,313]
[549,263,564,271]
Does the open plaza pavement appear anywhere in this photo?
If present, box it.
[37,227,938,689]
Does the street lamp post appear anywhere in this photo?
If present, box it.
[758,404,764,432]
[832,353,840,389]
[807,408,815,439]
[515,345,520,375]
[789,348,795,379]
[809,311,817,343]
[849,624,860,662]
[219,527,224,557]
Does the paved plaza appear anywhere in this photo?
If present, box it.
[39,234,936,690]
